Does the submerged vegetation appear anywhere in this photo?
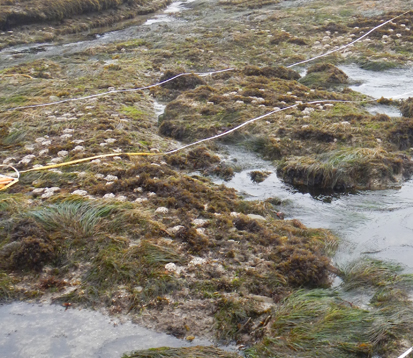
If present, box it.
[1,0,413,356]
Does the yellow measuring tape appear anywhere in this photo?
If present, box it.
[0,152,160,191]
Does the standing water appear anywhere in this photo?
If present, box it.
[214,64,413,272]
[0,302,214,358]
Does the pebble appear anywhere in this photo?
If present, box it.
[41,187,60,199]
[72,146,85,152]
[91,159,101,164]
[116,195,127,202]
[155,207,169,214]
[19,154,35,164]
[25,145,35,151]
[192,218,208,227]
[3,157,16,164]
[72,139,84,144]
[189,257,206,266]
[41,140,52,146]
[247,213,266,221]
[50,157,63,164]
[72,190,88,196]
[60,134,73,140]
[57,150,69,157]
[148,192,157,197]
[103,193,116,199]
[169,225,185,234]
[135,198,148,203]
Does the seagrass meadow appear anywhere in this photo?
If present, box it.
[1,0,413,356]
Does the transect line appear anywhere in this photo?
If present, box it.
[163,98,377,154]
[287,10,411,68]
[3,10,410,112]
[1,97,378,192]
[2,68,234,112]
[397,347,413,358]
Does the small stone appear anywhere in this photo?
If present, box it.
[104,175,118,181]
[105,138,116,144]
[41,140,52,146]
[169,225,185,234]
[189,257,206,266]
[100,143,108,147]
[63,129,74,134]
[72,146,85,152]
[60,134,73,140]
[196,228,206,235]
[35,137,46,143]
[165,263,177,272]
[77,172,87,178]
[155,207,169,214]
[247,213,266,221]
[32,188,45,194]
[192,218,208,227]
[19,154,35,164]
[135,198,148,203]
[57,150,68,157]
[25,145,35,151]
[103,193,116,199]
[50,157,63,163]
[39,149,49,156]
[72,190,88,196]
[91,159,101,164]
[72,139,84,144]
[41,187,60,199]
[116,195,127,202]
[148,192,157,197]
[3,157,16,164]
[377,138,382,143]
[230,212,240,218]
[105,182,114,186]
[133,187,143,193]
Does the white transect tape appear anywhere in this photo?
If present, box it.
[164,98,376,155]
[2,10,410,112]
[3,68,235,112]
[287,11,411,68]
[398,347,413,358]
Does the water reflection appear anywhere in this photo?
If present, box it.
[0,302,214,358]
[213,146,413,272]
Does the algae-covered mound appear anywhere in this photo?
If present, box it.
[300,63,348,88]
[400,97,413,118]
[277,148,413,191]
[123,346,240,358]
[0,0,170,31]
[242,65,301,81]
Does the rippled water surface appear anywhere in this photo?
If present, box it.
[0,302,214,358]
[214,145,413,272]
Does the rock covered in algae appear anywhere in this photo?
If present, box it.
[122,346,240,358]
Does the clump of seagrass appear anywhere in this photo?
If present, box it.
[277,147,412,191]
[400,97,413,118]
[122,346,240,358]
[300,63,348,87]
